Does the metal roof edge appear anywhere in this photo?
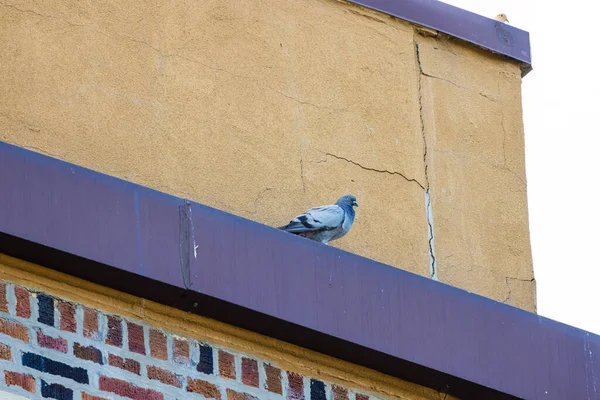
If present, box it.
[0,141,593,400]
[347,0,532,76]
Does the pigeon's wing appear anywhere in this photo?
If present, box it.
[279,205,345,233]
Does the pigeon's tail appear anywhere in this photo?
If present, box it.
[278,224,301,232]
[278,222,298,231]
[278,220,317,234]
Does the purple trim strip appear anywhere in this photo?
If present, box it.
[348,0,532,75]
[0,142,592,399]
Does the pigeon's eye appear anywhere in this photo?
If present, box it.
[346,196,351,200]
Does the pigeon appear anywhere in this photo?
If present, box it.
[494,13,509,23]
[278,194,358,244]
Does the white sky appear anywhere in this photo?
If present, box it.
[441,0,600,334]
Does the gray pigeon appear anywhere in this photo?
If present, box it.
[278,194,358,244]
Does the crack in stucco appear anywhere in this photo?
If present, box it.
[323,152,425,190]
[419,71,498,103]
[0,113,41,133]
[250,187,274,214]
[424,191,437,280]
[346,8,387,24]
[478,92,498,102]
[271,89,357,111]
[503,276,535,303]
[300,159,306,193]
[86,29,349,111]
[0,2,83,27]
[2,2,357,112]
[119,39,352,110]
[414,42,438,281]
[499,103,527,187]
[111,34,351,111]
[128,38,169,58]
[420,71,465,91]
[501,112,508,167]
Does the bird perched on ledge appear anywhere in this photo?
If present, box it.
[494,13,509,23]
[278,194,358,244]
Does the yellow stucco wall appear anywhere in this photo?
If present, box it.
[0,0,534,310]
[416,35,536,311]
[0,254,459,399]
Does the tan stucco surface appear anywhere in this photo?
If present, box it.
[0,0,534,310]
[416,36,535,311]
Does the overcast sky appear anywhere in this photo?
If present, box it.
[441,0,600,334]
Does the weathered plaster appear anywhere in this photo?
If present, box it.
[0,0,534,310]
[415,33,535,312]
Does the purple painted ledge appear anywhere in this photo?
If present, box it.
[0,141,595,400]
[348,0,532,75]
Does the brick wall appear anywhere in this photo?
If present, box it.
[0,280,380,400]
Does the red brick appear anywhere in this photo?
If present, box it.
[149,329,167,360]
[0,283,8,313]
[172,337,189,364]
[58,301,76,333]
[37,330,68,353]
[106,315,122,347]
[108,353,140,375]
[83,307,99,339]
[99,376,163,400]
[5,371,35,392]
[226,388,258,400]
[287,371,304,399]
[0,342,11,360]
[82,394,109,400]
[355,395,369,400]
[219,350,236,379]
[147,365,183,388]
[332,385,349,400]
[264,363,282,394]
[187,377,221,399]
[127,322,145,355]
[74,342,103,364]
[0,317,29,342]
[242,357,259,387]
[14,286,31,318]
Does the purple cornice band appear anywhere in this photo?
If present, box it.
[0,141,592,399]
[348,0,532,75]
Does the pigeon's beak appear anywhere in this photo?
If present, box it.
[353,201,358,207]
